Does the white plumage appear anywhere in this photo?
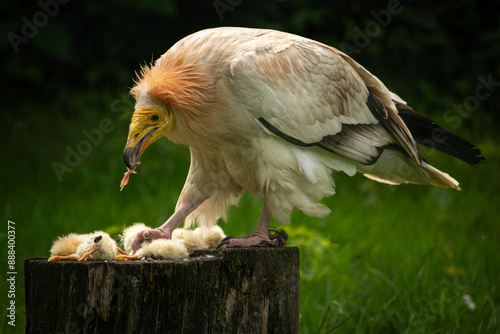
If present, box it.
[122,27,484,249]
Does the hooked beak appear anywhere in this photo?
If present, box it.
[123,126,158,170]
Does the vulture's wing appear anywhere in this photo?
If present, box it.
[227,35,421,166]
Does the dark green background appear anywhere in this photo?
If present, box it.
[3,0,499,112]
[2,0,499,332]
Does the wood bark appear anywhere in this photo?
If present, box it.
[25,248,300,334]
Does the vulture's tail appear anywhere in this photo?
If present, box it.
[395,102,486,166]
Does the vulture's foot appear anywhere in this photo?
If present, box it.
[217,233,279,248]
[217,228,288,249]
[131,228,171,253]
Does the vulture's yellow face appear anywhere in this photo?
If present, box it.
[123,105,173,170]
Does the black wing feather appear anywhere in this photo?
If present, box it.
[396,102,486,166]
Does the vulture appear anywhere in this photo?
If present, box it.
[121,27,484,251]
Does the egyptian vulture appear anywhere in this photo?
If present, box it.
[122,27,484,250]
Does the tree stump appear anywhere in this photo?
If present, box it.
[25,248,300,334]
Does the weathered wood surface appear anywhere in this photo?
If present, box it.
[25,248,300,334]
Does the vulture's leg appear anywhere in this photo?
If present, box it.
[131,198,207,252]
[48,254,79,262]
[218,199,278,248]
[78,244,102,261]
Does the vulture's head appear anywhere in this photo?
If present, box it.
[123,95,173,171]
[122,57,217,173]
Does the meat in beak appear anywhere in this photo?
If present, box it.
[123,128,157,170]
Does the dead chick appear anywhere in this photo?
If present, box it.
[48,231,133,262]
[135,239,189,260]
[49,233,87,260]
[172,225,226,252]
[120,222,189,260]
[193,225,226,249]
[172,228,208,254]
[119,223,226,260]
[120,222,152,254]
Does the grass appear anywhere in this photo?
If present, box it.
[1,88,499,333]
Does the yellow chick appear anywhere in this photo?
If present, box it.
[171,225,226,253]
[134,239,189,260]
[48,231,133,262]
[118,223,227,260]
[120,223,189,260]
[120,222,152,255]
[172,229,208,254]
[193,225,226,249]
[49,233,88,259]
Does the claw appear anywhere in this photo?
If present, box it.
[216,234,279,248]
[131,228,171,252]
[258,239,279,247]
[216,236,234,249]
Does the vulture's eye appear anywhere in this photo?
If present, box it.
[150,114,160,121]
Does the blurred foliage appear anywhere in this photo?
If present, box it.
[2,0,499,116]
[2,1,499,332]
